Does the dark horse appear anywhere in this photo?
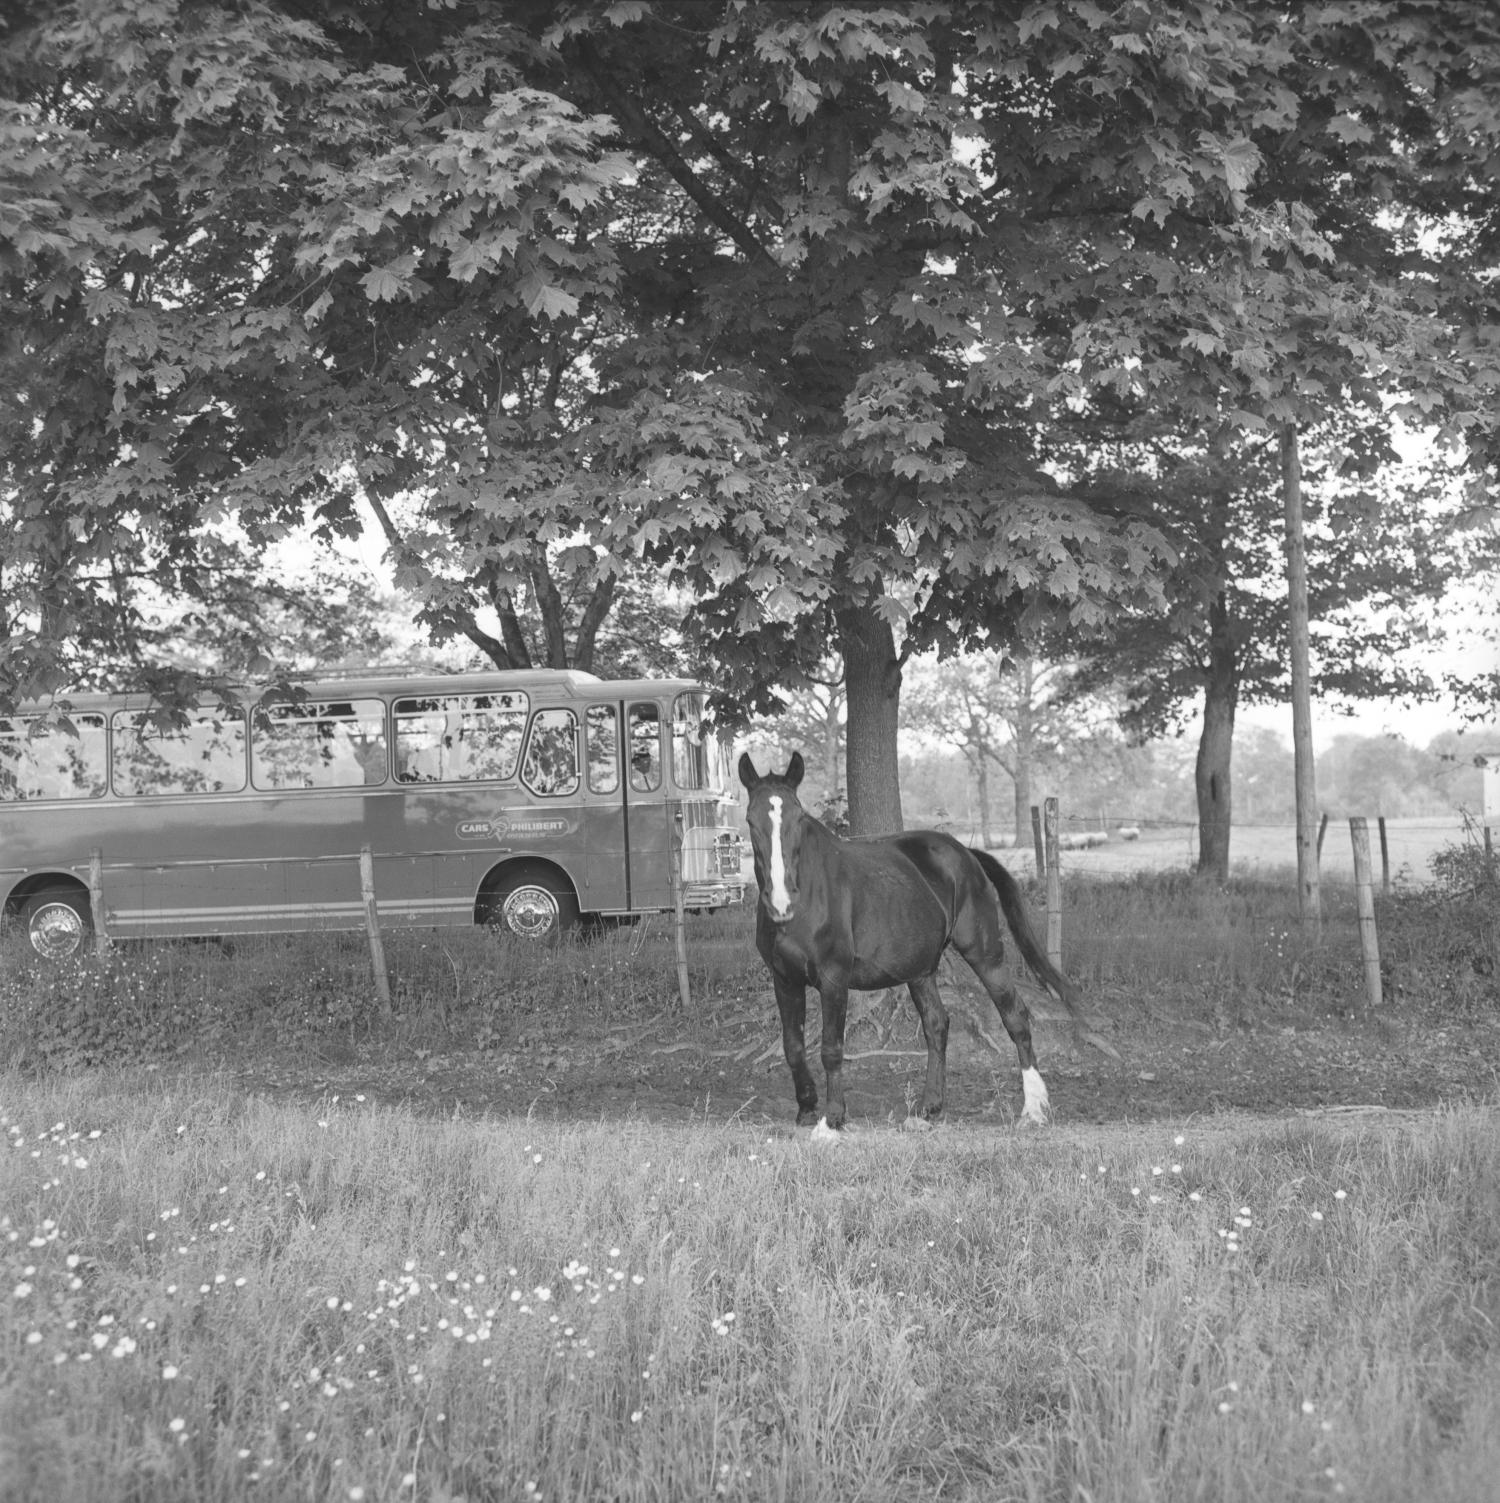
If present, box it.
[739,751,1085,1129]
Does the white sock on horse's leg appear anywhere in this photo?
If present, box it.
[1020,1066,1050,1124]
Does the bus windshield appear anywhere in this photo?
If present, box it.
[671,692,730,793]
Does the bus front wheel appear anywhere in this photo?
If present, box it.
[483,868,580,943]
[22,890,91,960]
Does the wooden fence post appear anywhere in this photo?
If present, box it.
[1378,816,1390,894]
[1349,818,1382,1013]
[88,847,110,957]
[1043,797,1062,971]
[358,846,393,1019]
[1030,805,1046,878]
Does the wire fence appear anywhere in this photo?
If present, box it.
[928,812,1492,886]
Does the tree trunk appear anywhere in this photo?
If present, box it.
[1281,424,1322,935]
[571,575,617,672]
[493,588,534,668]
[529,552,570,668]
[823,690,841,798]
[1195,588,1237,881]
[1009,656,1037,843]
[973,754,994,850]
[836,599,903,835]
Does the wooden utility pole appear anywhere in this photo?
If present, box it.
[1281,425,1321,938]
[1043,797,1062,971]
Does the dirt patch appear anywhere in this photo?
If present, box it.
[224,977,1500,1130]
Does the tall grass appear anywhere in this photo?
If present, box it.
[4,1074,1497,1502]
[0,908,768,1073]
[4,866,1494,1078]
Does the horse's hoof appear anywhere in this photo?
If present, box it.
[796,1109,821,1127]
[810,1117,842,1142]
[1017,1108,1051,1129]
[900,1115,932,1133]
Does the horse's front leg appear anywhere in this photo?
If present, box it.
[818,975,851,1129]
[773,973,820,1126]
[906,973,949,1120]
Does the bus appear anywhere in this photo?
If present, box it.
[0,669,747,958]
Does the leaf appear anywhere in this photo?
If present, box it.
[516,273,580,320]
[1219,136,1261,194]
[360,260,413,303]
[1227,408,1269,431]
[1327,113,1374,145]
[1017,6,1060,44]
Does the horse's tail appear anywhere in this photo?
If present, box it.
[970,847,1085,1022]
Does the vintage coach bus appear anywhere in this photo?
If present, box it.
[0,669,746,958]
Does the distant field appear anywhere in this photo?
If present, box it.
[979,814,1481,886]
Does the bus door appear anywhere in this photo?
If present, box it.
[580,703,627,911]
[621,700,673,911]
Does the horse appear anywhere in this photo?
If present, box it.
[738,750,1086,1129]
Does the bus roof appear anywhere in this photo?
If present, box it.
[15,669,710,715]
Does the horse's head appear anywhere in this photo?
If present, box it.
[738,751,809,925]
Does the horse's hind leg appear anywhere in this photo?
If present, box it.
[964,953,1051,1126]
[772,973,821,1126]
[906,973,949,1120]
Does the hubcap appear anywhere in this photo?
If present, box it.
[29,902,85,960]
[499,885,560,940]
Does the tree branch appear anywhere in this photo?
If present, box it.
[492,587,534,669]
[528,549,570,668]
[453,613,513,668]
[576,39,775,267]
[572,573,617,673]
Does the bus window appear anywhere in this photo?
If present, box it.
[112,707,247,796]
[521,709,580,796]
[586,703,620,794]
[0,713,107,801]
[628,703,661,792]
[394,692,528,783]
[252,699,388,789]
[671,691,713,790]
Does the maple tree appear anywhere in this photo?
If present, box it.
[4,0,1497,839]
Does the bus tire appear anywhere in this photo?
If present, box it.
[21,889,92,961]
[482,866,580,943]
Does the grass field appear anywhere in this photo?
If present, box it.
[3,849,1497,1500]
[991,815,1483,887]
[3,1075,1498,1503]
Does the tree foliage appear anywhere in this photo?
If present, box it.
[3,0,1496,839]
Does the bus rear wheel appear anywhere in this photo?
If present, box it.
[22,890,91,960]
[482,868,580,943]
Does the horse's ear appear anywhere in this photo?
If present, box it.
[786,751,805,788]
[737,752,761,791]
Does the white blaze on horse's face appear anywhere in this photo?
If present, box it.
[766,794,795,921]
